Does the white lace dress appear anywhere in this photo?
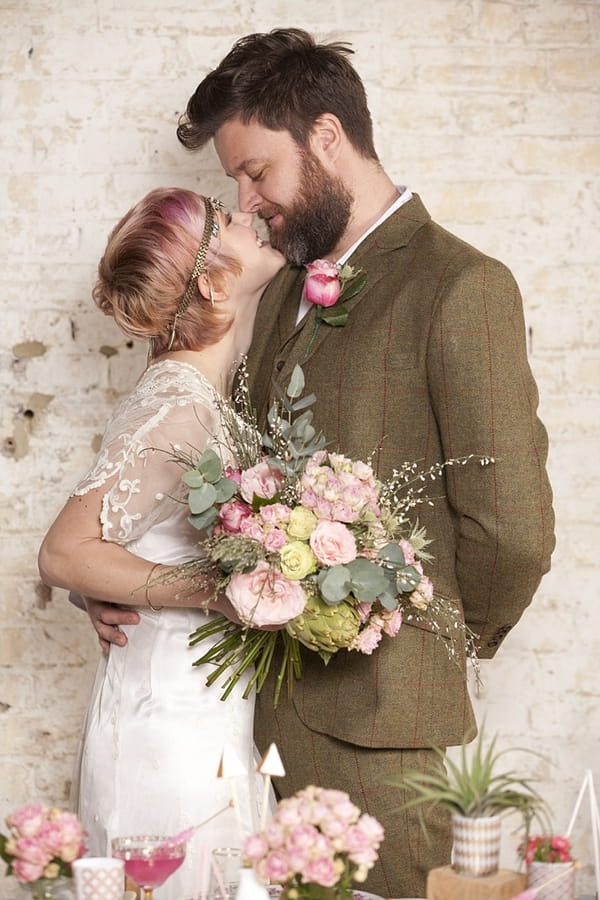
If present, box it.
[72,360,259,900]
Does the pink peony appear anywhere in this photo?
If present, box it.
[309,520,357,566]
[225,560,306,626]
[240,461,284,503]
[242,834,269,861]
[11,859,46,883]
[262,850,291,882]
[6,805,46,838]
[14,837,52,867]
[303,260,341,308]
[303,856,339,887]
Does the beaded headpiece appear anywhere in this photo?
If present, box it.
[167,196,223,350]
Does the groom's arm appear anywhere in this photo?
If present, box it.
[71,593,140,654]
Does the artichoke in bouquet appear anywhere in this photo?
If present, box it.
[285,587,361,661]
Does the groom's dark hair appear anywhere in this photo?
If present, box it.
[177,27,378,159]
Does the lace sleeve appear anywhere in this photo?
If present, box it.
[71,362,227,544]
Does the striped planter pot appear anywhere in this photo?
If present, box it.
[451,814,501,876]
[528,862,576,900]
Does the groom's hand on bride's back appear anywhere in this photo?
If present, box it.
[79,595,140,655]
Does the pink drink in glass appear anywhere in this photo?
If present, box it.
[112,835,186,899]
[116,852,184,888]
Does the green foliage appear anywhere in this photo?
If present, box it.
[390,728,550,833]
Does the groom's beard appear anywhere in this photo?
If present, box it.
[260,149,353,266]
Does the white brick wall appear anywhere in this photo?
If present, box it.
[1,1,598,894]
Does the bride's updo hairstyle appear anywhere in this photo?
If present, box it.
[92,187,242,356]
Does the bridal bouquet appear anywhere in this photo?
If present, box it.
[242,784,384,900]
[0,804,86,886]
[167,364,490,705]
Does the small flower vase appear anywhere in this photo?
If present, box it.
[18,877,75,900]
[234,867,270,900]
[451,813,501,876]
[528,862,576,900]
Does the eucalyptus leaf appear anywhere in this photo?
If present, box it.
[286,365,305,399]
[181,470,206,488]
[378,542,407,567]
[188,507,218,531]
[396,565,421,593]
[213,478,238,503]
[197,448,224,483]
[290,393,318,412]
[378,585,400,611]
[188,482,218,514]
[346,557,389,601]
[318,566,351,604]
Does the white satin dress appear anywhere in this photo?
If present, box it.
[71,361,262,900]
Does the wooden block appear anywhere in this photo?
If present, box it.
[427,865,527,900]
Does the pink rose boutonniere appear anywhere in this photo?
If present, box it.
[302,259,366,357]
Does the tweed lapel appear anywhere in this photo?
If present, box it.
[290,193,432,367]
[248,194,432,397]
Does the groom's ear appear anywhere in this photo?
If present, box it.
[309,114,344,163]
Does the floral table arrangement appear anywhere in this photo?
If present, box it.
[519,834,573,865]
[160,362,492,706]
[241,784,384,900]
[0,804,86,900]
[517,835,576,900]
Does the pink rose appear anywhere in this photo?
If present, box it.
[240,461,284,503]
[309,520,357,566]
[263,528,288,552]
[303,259,341,308]
[219,499,253,534]
[259,503,291,526]
[225,560,306,626]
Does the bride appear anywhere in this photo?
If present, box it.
[38,187,285,900]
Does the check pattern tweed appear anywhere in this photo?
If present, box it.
[247,193,554,749]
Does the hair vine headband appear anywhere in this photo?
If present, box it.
[166,196,224,351]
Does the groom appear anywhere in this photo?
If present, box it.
[87,28,555,897]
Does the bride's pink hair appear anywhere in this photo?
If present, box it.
[92,187,242,354]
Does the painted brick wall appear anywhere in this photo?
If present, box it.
[1,1,599,894]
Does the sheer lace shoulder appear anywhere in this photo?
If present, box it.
[71,361,232,544]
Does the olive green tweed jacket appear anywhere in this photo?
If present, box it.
[247,193,554,749]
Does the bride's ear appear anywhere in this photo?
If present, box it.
[197,271,228,305]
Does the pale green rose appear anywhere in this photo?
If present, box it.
[287,505,318,540]
[280,541,318,580]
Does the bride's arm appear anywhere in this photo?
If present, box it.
[38,484,230,611]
